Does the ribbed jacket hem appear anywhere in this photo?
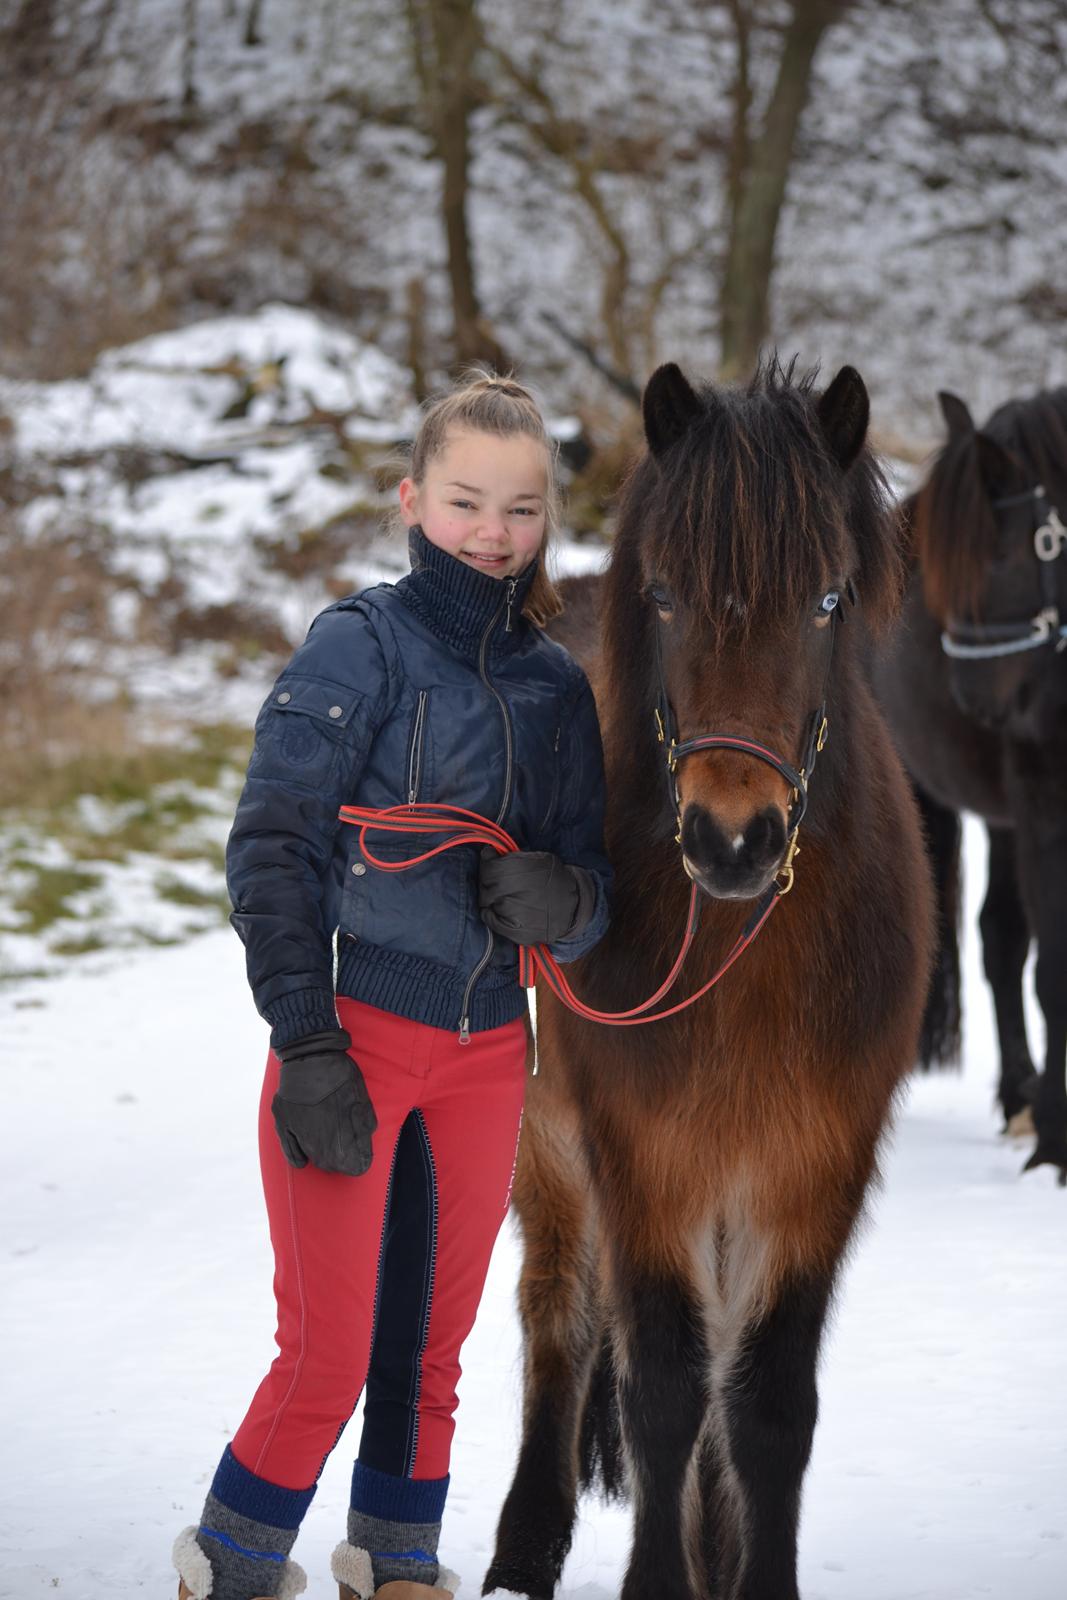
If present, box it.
[263,988,340,1051]
[336,942,529,1036]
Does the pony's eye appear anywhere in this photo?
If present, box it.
[817,591,840,616]
[646,582,673,612]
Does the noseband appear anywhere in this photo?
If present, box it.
[941,484,1067,660]
[653,610,838,895]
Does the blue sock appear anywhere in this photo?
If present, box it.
[194,1445,315,1600]
[348,1460,449,1589]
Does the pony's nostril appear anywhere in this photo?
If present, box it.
[744,808,786,864]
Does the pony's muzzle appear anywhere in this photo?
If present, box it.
[679,801,789,900]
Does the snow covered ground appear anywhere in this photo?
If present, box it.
[1,816,1064,1600]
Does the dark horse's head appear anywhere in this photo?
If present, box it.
[601,358,899,903]
[916,387,1067,732]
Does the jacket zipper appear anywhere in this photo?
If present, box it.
[407,689,428,804]
[458,577,517,1043]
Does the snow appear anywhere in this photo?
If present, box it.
[1,816,1064,1599]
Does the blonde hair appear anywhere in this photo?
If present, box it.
[404,369,564,627]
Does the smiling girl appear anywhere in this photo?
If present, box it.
[172,372,612,1600]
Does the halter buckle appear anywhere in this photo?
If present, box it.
[775,828,801,896]
[1035,507,1067,563]
[654,707,667,743]
[816,715,829,753]
[1033,606,1060,642]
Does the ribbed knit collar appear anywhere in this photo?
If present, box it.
[394,524,540,661]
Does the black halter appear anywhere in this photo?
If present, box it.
[652,607,839,895]
[941,484,1067,660]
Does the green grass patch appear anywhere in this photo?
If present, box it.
[12,866,105,934]
[154,875,230,913]
[1,721,251,814]
[49,931,109,957]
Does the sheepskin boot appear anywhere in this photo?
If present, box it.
[330,1539,460,1600]
[172,1524,307,1600]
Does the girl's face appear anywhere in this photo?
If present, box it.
[399,427,548,579]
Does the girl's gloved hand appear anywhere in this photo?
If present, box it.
[478,847,596,946]
[272,1027,377,1175]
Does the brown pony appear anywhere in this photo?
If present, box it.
[484,361,933,1600]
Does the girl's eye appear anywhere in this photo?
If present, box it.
[646,582,673,612]
[816,591,840,617]
[509,506,538,516]
[450,500,475,510]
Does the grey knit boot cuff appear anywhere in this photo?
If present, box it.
[172,1519,307,1600]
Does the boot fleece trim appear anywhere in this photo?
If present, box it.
[173,1523,308,1599]
[330,1544,461,1600]
[174,1527,214,1599]
[331,1541,376,1599]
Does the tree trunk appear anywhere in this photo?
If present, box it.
[719,0,848,379]
[409,0,504,372]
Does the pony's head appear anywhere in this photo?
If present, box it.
[916,387,1067,731]
[603,358,898,902]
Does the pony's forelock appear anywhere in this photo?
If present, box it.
[614,357,897,641]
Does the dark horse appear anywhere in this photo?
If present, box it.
[872,387,1067,1180]
[484,361,933,1600]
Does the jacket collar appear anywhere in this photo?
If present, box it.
[394,524,540,661]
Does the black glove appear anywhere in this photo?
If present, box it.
[272,1027,377,1175]
[478,847,596,946]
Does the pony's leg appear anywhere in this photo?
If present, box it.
[696,1428,743,1600]
[722,1273,832,1600]
[914,783,963,1068]
[484,1106,598,1599]
[613,1257,710,1600]
[1017,835,1067,1180]
[979,825,1034,1126]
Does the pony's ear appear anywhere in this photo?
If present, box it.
[975,432,1023,501]
[937,390,974,438]
[643,363,704,459]
[817,365,869,470]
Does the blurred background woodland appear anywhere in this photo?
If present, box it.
[1,0,1065,974]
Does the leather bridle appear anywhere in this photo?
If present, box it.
[941,484,1067,660]
[652,604,840,896]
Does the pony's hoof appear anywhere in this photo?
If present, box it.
[1004,1106,1035,1139]
[482,1555,556,1600]
[1022,1136,1067,1181]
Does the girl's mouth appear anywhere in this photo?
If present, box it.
[463,552,510,567]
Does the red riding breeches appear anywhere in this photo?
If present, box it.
[230,996,527,1490]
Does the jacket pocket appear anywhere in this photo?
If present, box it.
[538,721,563,834]
[406,688,429,804]
[249,673,364,786]
[341,835,469,967]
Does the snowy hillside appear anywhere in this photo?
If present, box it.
[0,307,599,986]
[3,2,1065,434]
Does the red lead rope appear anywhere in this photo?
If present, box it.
[338,802,782,1027]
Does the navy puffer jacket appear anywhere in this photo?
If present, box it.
[227,526,613,1050]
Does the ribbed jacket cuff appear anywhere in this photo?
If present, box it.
[263,989,340,1050]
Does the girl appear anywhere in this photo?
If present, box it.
[172,373,613,1600]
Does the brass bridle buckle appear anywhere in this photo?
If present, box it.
[775,827,801,895]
